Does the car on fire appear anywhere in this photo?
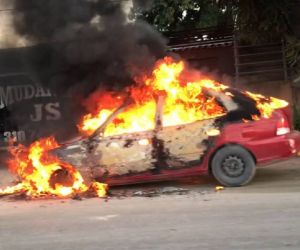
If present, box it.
[54,86,300,188]
[2,58,300,198]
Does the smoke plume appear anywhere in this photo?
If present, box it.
[13,0,166,94]
[9,0,167,141]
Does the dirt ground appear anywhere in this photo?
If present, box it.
[1,158,300,250]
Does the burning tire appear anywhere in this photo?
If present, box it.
[211,145,256,187]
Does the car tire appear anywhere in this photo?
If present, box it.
[211,145,256,187]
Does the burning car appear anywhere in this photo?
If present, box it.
[55,57,300,188]
[1,57,300,198]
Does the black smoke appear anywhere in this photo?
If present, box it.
[14,0,166,95]
[9,0,167,142]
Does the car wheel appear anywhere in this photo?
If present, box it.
[211,145,256,187]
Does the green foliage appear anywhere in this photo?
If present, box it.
[235,0,291,44]
[132,0,234,32]
[133,0,291,40]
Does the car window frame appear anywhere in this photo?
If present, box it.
[89,96,163,139]
[156,91,228,129]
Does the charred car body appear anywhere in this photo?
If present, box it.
[55,86,300,187]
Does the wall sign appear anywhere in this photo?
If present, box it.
[0,74,76,147]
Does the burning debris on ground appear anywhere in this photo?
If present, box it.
[0,56,289,200]
[0,137,108,199]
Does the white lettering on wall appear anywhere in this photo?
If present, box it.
[0,85,52,109]
[30,102,61,122]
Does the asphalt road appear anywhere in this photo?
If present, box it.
[1,158,300,250]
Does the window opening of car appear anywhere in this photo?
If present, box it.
[103,100,157,137]
[161,90,225,128]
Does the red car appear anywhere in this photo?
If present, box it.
[55,89,300,188]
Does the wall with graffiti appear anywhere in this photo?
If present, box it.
[0,47,77,147]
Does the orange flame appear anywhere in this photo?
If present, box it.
[245,91,288,119]
[0,137,107,198]
[80,57,226,137]
[79,57,288,136]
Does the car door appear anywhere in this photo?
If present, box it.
[155,97,220,169]
[90,102,159,179]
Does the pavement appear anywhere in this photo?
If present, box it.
[1,158,300,250]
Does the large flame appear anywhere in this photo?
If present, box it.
[80,57,227,137]
[79,57,288,137]
[0,56,289,199]
[245,91,288,120]
[0,137,107,198]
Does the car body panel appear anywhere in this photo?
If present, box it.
[213,108,299,164]
[94,131,156,176]
[156,119,216,167]
[104,125,300,186]
[55,93,300,186]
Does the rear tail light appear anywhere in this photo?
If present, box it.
[276,115,291,136]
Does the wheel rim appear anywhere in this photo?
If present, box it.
[221,155,245,177]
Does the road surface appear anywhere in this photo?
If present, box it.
[1,158,300,250]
